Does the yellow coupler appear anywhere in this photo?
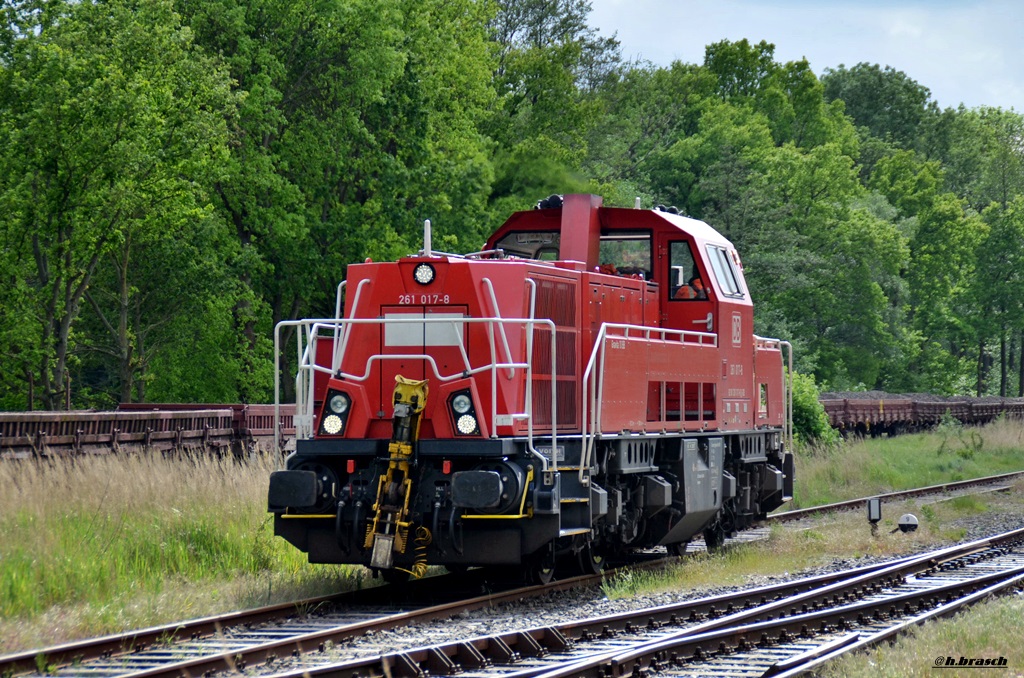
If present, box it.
[365,376,429,571]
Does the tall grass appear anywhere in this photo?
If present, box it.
[791,416,1024,509]
[0,451,369,652]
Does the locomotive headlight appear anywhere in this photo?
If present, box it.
[329,393,350,414]
[456,414,479,435]
[322,414,343,435]
[452,393,472,414]
[413,263,435,285]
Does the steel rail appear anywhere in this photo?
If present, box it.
[767,469,1024,523]
[0,559,672,678]
[0,582,397,676]
[767,572,1024,678]
[0,540,895,678]
[557,564,1024,678]
[528,526,1024,678]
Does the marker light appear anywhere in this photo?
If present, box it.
[322,414,343,434]
[456,414,479,435]
[413,263,435,285]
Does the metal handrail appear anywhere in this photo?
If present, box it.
[754,335,794,452]
[480,278,516,380]
[580,323,718,485]
[520,278,555,471]
[783,340,793,451]
[275,315,557,471]
[273,279,373,449]
[334,278,372,373]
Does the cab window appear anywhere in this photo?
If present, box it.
[493,231,560,259]
[705,244,744,298]
[598,232,651,279]
[669,241,706,301]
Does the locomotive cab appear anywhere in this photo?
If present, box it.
[269,194,793,581]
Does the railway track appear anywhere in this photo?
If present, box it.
[768,470,1024,523]
[3,476,1019,677]
[180,527,1024,678]
[0,549,909,678]
[0,555,680,678]
[527,529,1024,678]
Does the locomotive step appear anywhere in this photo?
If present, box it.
[558,527,591,536]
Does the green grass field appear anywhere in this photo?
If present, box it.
[791,415,1024,508]
[1,418,1022,656]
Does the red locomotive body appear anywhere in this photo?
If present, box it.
[269,195,793,581]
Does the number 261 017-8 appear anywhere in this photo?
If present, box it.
[397,294,451,305]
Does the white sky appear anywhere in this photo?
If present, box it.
[588,0,1024,112]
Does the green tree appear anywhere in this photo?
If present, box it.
[868,150,941,219]
[486,0,620,215]
[754,143,905,388]
[759,59,855,151]
[972,200,1024,396]
[645,100,776,222]
[943,108,1024,212]
[178,0,496,400]
[905,193,986,393]
[76,214,237,405]
[585,61,715,187]
[790,371,839,446]
[821,62,936,149]
[0,0,235,409]
[704,38,778,101]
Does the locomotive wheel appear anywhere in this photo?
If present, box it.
[667,541,689,557]
[380,568,411,585]
[702,523,726,551]
[577,542,606,575]
[527,549,556,584]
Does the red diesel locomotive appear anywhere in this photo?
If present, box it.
[268,194,793,582]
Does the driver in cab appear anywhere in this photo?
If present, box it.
[674,275,707,300]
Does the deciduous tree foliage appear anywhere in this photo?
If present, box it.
[973,200,1024,396]
[486,0,621,217]
[1,5,1023,409]
[0,0,234,409]
[821,62,935,149]
[905,194,987,392]
[175,0,496,401]
[949,108,1024,211]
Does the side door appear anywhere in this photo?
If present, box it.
[657,236,713,334]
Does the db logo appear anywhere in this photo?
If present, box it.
[732,313,742,346]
